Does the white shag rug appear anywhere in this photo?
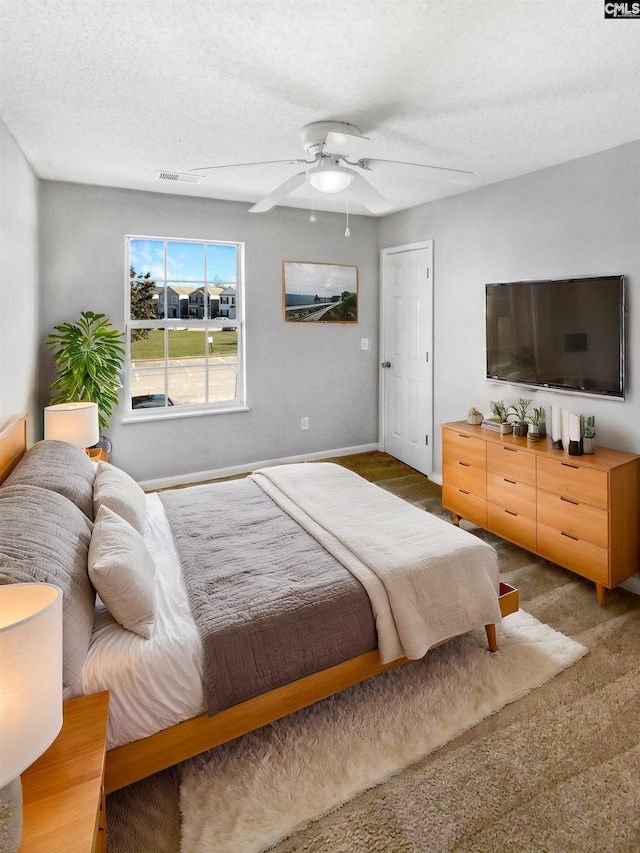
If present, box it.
[180,610,587,853]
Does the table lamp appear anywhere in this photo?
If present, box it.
[0,584,63,853]
[44,401,99,453]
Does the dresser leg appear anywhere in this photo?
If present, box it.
[596,583,606,607]
[451,512,460,526]
[485,623,498,652]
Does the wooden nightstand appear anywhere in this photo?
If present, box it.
[87,447,109,463]
[19,691,109,853]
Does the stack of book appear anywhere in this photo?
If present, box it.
[481,418,512,434]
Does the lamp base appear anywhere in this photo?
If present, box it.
[0,777,22,853]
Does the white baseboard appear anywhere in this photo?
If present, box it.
[139,443,380,491]
[619,575,640,596]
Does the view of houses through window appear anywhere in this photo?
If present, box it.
[126,236,244,414]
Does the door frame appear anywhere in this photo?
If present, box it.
[379,239,434,475]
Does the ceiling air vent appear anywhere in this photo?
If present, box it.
[155,171,203,183]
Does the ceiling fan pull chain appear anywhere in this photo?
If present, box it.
[309,184,317,223]
[344,187,350,237]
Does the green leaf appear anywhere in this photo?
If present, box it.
[47,311,125,433]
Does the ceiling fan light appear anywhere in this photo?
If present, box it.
[308,168,354,194]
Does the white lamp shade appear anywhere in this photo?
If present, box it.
[0,584,63,786]
[44,401,99,447]
[308,165,354,194]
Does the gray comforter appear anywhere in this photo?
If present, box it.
[159,478,377,715]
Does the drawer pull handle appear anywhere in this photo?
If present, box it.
[458,461,470,467]
[503,447,517,453]
[457,434,470,439]
[560,496,579,505]
[561,462,579,469]
[503,478,517,484]
[505,509,518,516]
[459,489,470,495]
[561,531,579,541]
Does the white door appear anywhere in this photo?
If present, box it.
[380,241,433,476]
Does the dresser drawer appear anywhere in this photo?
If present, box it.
[443,484,487,528]
[487,472,536,518]
[487,444,535,486]
[487,502,536,552]
[537,456,608,509]
[443,456,486,498]
[442,430,486,468]
[537,522,609,585]
[537,490,608,549]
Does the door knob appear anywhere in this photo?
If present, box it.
[381,361,391,368]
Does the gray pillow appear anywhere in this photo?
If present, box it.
[2,439,96,520]
[93,461,147,535]
[89,505,156,638]
[0,484,95,699]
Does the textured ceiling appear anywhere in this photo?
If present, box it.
[1,0,639,216]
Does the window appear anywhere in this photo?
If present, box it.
[125,236,245,418]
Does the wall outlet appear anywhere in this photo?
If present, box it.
[361,337,369,351]
[300,417,309,431]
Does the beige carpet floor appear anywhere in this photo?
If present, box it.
[107,452,640,853]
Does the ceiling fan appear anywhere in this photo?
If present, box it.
[186,121,473,215]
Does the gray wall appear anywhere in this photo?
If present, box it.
[0,117,40,443]
[38,183,380,480]
[379,141,640,481]
[3,135,638,486]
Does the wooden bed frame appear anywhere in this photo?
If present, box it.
[0,414,519,793]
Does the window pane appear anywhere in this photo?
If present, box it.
[168,365,206,406]
[206,243,236,283]
[130,240,164,279]
[167,330,206,406]
[165,282,199,319]
[168,241,204,282]
[130,328,165,361]
[218,287,237,319]
[130,328,167,406]
[130,268,161,321]
[208,329,238,402]
[208,361,238,402]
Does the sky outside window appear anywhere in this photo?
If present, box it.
[130,239,237,282]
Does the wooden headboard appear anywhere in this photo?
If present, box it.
[0,415,27,484]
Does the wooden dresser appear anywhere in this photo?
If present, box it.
[442,421,640,605]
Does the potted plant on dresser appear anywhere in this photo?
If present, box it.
[527,405,546,442]
[488,400,512,434]
[507,398,533,437]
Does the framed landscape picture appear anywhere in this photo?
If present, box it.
[282,261,358,323]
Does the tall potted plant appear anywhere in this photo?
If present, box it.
[47,311,125,435]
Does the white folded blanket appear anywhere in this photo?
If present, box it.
[251,463,502,663]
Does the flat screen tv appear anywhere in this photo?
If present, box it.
[485,275,625,399]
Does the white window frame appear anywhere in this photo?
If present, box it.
[123,235,247,422]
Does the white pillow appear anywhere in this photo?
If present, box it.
[88,505,157,639]
[93,460,147,535]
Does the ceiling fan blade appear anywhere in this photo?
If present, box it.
[347,172,393,215]
[356,158,474,184]
[189,158,309,174]
[248,171,308,213]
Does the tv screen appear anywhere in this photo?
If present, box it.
[485,275,625,399]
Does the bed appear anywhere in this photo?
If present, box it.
[0,414,518,794]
